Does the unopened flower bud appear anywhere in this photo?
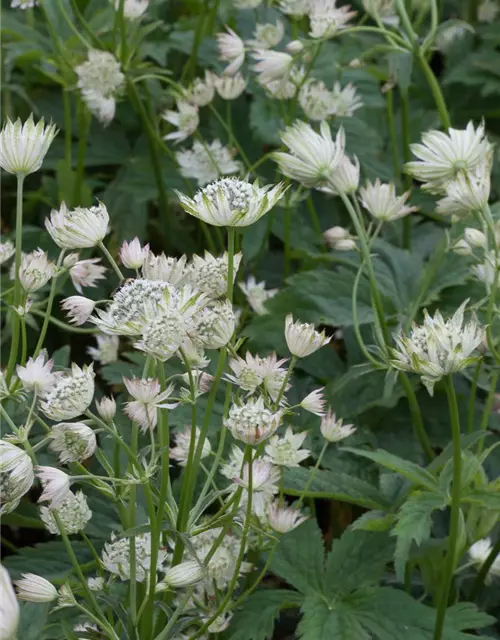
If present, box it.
[0,566,19,639]
[61,296,96,325]
[464,228,487,249]
[96,396,117,422]
[286,39,304,54]
[120,237,149,270]
[285,314,331,358]
[0,115,58,176]
[15,573,58,603]
[320,409,356,442]
[159,561,204,589]
[452,239,473,256]
[324,226,349,243]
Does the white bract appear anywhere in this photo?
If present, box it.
[87,333,120,365]
[0,241,15,265]
[40,363,95,421]
[239,276,279,315]
[0,115,57,176]
[329,82,364,117]
[124,377,178,431]
[96,396,117,422]
[188,251,242,298]
[214,73,247,100]
[252,50,294,84]
[247,21,285,49]
[18,249,56,292]
[40,490,92,535]
[176,139,242,186]
[36,466,71,507]
[309,0,357,39]
[15,574,58,603]
[300,388,326,415]
[267,501,307,533]
[0,440,34,514]
[285,314,331,357]
[16,352,54,393]
[325,155,360,195]
[436,166,491,218]
[265,427,310,467]
[217,27,245,75]
[159,561,204,589]
[162,101,199,143]
[184,71,216,107]
[142,253,188,284]
[69,258,106,293]
[46,201,109,249]
[359,179,417,222]
[170,426,212,466]
[61,296,96,326]
[320,410,356,442]
[225,396,283,444]
[120,237,149,270]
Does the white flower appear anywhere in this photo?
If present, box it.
[264,427,310,467]
[162,101,199,143]
[16,352,54,393]
[61,296,96,326]
[213,73,247,100]
[195,300,236,349]
[0,241,15,265]
[0,565,19,640]
[184,70,216,107]
[0,115,57,176]
[239,275,278,315]
[309,0,357,39]
[323,155,360,196]
[87,333,120,365]
[159,561,204,590]
[96,396,117,422]
[179,370,213,398]
[259,353,290,401]
[18,249,56,292]
[478,0,499,22]
[11,0,38,7]
[267,501,307,533]
[299,80,333,122]
[178,336,210,369]
[120,237,149,270]
[88,576,104,590]
[247,21,285,50]
[259,75,298,100]
[252,50,294,84]
[233,459,280,493]
[39,490,92,535]
[101,532,168,582]
[473,252,499,286]
[300,388,326,416]
[273,121,346,187]
[36,467,71,507]
[435,24,471,53]
[176,139,242,187]
[286,40,304,54]
[75,50,124,125]
[329,82,363,117]
[464,228,487,249]
[362,0,398,24]
[225,396,283,445]
[320,409,356,442]
[391,300,485,395]
[45,201,109,249]
[14,574,58,603]
[359,179,417,222]
[234,0,262,6]
[405,122,492,194]
[469,538,492,567]
[206,612,232,634]
[187,251,242,299]
[285,314,331,357]
[49,422,96,464]
[217,27,245,75]
[69,258,106,293]
[279,0,309,17]
[81,91,117,126]
[0,440,34,514]
[220,444,245,480]
[124,377,178,431]
[113,0,149,19]
[436,166,491,219]
[452,239,473,256]
[176,177,286,227]
[142,252,187,284]
[226,353,266,394]
[40,363,95,421]
[170,426,212,466]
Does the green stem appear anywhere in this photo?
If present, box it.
[73,100,90,206]
[6,174,25,383]
[296,441,329,510]
[417,50,451,129]
[467,360,482,434]
[208,104,252,170]
[20,316,27,366]
[385,90,400,180]
[62,88,72,168]
[30,309,98,334]
[476,371,499,455]
[98,241,124,281]
[128,423,139,631]
[432,376,462,640]
[470,535,500,599]
[226,227,236,302]
[400,88,412,249]
[32,250,66,359]
[399,373,435,459]
[274,356,296,409]
[118,0,128,67]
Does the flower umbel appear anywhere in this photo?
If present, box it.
[0,114,57,176]
[40,363,95,421]
[45,201,109,249]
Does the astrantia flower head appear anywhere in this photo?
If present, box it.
[0,240,15,265]
[226,352,266,394]
[436,165,491,219]
[468,538,492,567]
[45,201,109,249]
[159,561,205,589]
[273,121,346,187]
[170,426,212,467]
[124,377,178,431]
[320,410,356,442]
[473,252,499,287]
[391,300,485,395]
[405,122,492,194]
[264,427,310,467]
[0,114,57,176]
[0,565,19,640]
[87,333,119,365]
[162,100,199,143]
[69,258,106,293]
[36,466,71,507]
[15,574,58,603]
[233,459,280,493]
[11,0,38,7]
[239,275,278,315]
[101,532,168,581]
[18,249,56,292]
[478,0,499,22]
[362,0,398,24]
[16,352,54,394]
[40,363,95,421]
[49,422,96,464]
[142,252,188,284]
[300,388,326,416]
[113,0,149,19]
[75,50,124,125]
[120,237,149,270]
[251,50,294,84]
[267,501,307,533]
[299,80,333,122]
[217,27,245,76]
[184,70,216,107]
[39,490,92,535]
[224,396,283,444]
[214,73,247,100]
[61,296,96,326]
[247,20,285,50]
[195,299,236,349]
[0,440,34,514]
[329,82,363,117]
[176,177,286,227]
[359,179,417,222]
[279,0,309,17]
[285,314,331,357]
[187,251,242,298]
[176,139,242,187]
[325,154,360,195]
[96,396,116,422]
[309,0,357,39]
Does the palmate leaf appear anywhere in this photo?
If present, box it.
[2,541,93,581]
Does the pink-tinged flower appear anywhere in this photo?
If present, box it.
[285,314,331,358]
[70,258,106,293]
[251,50,294,84]
[300,388,326,416]
[61,296,96,325]
[96,396,116,422]
[217,27,245,75]
[120,237,149,270]
[320,409,356,442]
[267,501,307,533]
[123,377,179,431]
[170,426,212,467]
[36,466,71,507]
[264,427,310,467]
[232,459,280,493]
[16,353,54,394]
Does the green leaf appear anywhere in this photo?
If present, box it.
[3,541,93,581]
[227,589,303,640]
[270,520,325,595]
[392,491,445,581]
[284,467,389,510]
[51,345,71,369]
[18,603,49,640]
[324,530,394,596]
[298,591,370,640]
[249,93,284,145]
[343,448,440,492]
